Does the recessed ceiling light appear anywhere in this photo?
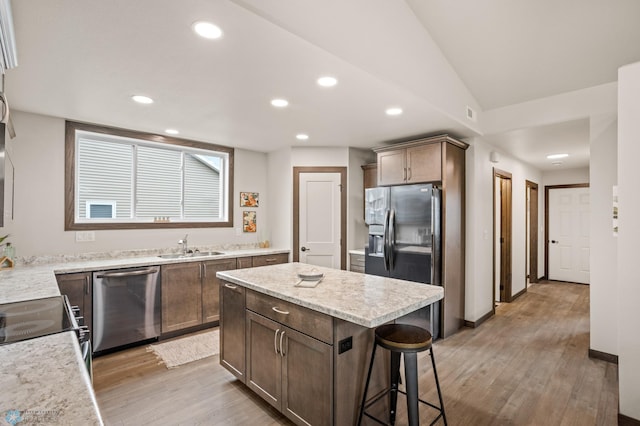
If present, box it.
[317,76,337,87]
[192,21,223,39]
[271,98,289,108]
[547,153,569,159]
[386,107,403,116]
[296,134,309,141]
[165,129,179,135]
[552,161,563,166]
[132,95,153,104]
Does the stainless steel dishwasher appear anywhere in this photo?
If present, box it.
[92,266,161,352]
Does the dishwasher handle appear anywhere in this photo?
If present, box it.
[96,268,158,279]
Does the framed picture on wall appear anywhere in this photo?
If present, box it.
[240,192,259,207]
[243,211,257,233]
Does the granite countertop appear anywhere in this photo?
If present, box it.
[348,248,365,255]
[0,248,289,304]
[0,331,103,425]
[216,262,443,328]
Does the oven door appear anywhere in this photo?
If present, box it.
[80,339,93,382]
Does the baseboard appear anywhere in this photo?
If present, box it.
[588,348,619,364]
[619,413,640,425]
[511,287,526,301]
[464,310,494,328]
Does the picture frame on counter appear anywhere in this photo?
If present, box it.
[240,192,259,207]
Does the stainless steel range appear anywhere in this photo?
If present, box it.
[0,295,92,378]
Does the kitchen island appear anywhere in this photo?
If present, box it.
[216,262,444,426]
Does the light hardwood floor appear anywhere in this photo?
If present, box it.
[93,282,618,425]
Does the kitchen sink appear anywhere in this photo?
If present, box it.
[158,251,224,259]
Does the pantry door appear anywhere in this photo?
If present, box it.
[293,167,346,270]
[546,185,590,284]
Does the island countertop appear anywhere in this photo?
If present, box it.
[216,262,443,328]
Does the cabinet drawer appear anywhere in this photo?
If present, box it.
[252,253,289,267]
[246,290,333,345]
[350,253,365,267]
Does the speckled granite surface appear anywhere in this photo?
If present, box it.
[0,248,289,304]
[217,262,443,328]
[0,332,103,425]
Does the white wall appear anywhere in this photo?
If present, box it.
[465,137,543,322]
[589,114,618,357]
[542,167,589,187]
[1,111,270,257]
[617,61,640,421]
[267,147,292,252]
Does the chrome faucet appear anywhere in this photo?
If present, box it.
[178,234,189,255]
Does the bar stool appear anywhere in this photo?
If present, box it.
[358,323,447,426]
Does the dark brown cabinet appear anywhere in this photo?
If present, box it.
[251,253,289,267]
[161,263,203,333]
[245,311,332,426]
[220,281,246,382]
[202,258,237,323]
[376,139,442,186]
[56,272,92,331]
[162,258,238,332]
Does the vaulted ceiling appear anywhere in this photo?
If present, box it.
[6,0,640,171]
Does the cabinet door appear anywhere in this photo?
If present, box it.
[236,257,252,269]
[362,163,378,189]
[161,263,202,333]
[281,326,333,426]
[220,281,246,382]
[252,253,289,267]
[246,310,282,410]
[406,143,441,183]
[202,258,236,324]
[56,272,92,330]
[377,149,407,186]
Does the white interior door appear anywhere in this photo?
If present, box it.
[548,187,590,283]
[299,172,341,269]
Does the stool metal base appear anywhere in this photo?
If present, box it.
[358,339,447,426]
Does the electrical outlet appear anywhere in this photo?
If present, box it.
[338,336,353,354]
[75,231,95,242]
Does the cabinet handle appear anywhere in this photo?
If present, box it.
[403,167,407,181]
[274,329,280,355]
[265,257,277,263]
[279,330,286,356]
[202,263,206,279]
[224,283,237,289]
[84,275,89,295]
[272,307,290,315]
[407,167,412,180]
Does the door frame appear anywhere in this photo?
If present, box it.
[544,183,589,280]
[493,168,512,305]
[293,167,347,270]
[526,180,539,284]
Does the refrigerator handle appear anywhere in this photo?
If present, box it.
[383,209,390,271]
[432,187,442,286]
[389,209,396,271]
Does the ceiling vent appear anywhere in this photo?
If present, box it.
[466,106,477,122]
[0,0,17,74]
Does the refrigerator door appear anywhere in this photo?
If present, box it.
[364,187,390,225]
[389,184,433,283]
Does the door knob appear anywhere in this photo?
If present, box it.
[301,246,310,252]
[551,240,558,244]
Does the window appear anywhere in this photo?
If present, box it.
[65,121,234,230]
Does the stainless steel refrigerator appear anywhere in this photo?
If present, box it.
[364,183,442,338]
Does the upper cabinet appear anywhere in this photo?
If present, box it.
[374,135,467,186]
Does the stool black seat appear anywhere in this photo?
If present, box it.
[358,323,447,426]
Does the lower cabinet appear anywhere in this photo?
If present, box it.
[162,258,238,333]
[246,310,332,426]
[202,258,237,323]
[56,272,92,332]
[161,263,203,333]
[220,281,246,381]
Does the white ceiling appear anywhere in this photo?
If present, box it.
[5,0,640,170]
